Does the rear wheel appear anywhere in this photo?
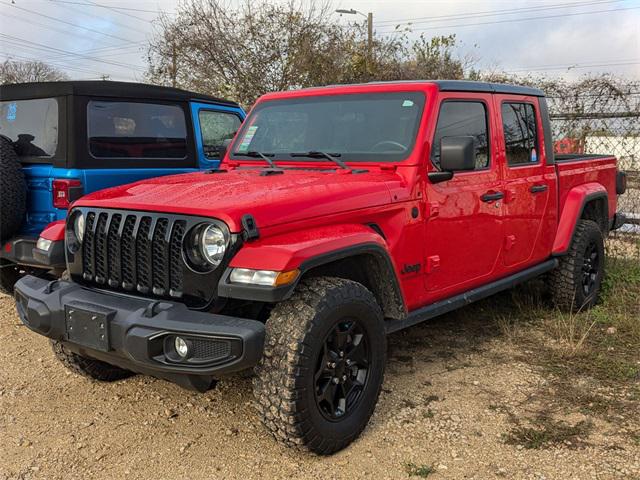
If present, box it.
[0,136,26,242]
[253,277,386,455]
[51,340,134,382]
[550,219,605,312]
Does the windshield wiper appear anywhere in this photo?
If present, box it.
[234,151,281,170]
[290,151,349,170]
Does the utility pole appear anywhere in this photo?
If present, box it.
[367,11,373,65]
[170,42,177,88]
[335,8,374,75]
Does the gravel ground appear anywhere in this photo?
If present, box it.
[1,292,638,480]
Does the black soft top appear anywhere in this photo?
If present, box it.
[0,80,239,106]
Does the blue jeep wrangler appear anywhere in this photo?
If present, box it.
[0,81,245,293]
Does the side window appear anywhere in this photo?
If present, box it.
[501,102,538,166]
[431,101,489,170]
[88,101,187,159]
[198,110,242,159]
[0,98,58,157]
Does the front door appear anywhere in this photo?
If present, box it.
[190,102,244,169]
[424,93,505,299]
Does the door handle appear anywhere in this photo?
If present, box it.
[530,184,548,193]
[480,192,505,203]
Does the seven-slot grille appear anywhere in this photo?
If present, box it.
[81,211,187,298]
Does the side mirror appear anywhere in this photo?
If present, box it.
[219,138,233,160]
[441,136,476,171]
[428,136,476,184]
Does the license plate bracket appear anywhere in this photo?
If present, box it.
[65,305,113,352]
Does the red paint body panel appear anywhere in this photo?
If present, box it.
[39,220,66,241]
[229,224,389,271]
[70,82,621,315]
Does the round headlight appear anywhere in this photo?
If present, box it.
[185,223,229,271]
[200,224,227,267]
[74,212,85,243]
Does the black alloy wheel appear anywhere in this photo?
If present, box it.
[314,319,371,421]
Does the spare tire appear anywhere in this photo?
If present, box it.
[0,136,26,242]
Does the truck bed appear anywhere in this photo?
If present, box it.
[555,154,618,224]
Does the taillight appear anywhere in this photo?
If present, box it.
[52,179,83,209]
[616,171,627,195]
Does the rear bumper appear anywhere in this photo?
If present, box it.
[1,236,65,270]
[14,276,265,391]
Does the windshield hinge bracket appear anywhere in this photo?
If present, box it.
[241,214,260,241]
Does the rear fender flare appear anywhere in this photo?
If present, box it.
[552,184,608,255]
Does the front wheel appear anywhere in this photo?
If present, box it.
[550,219,605,312]
[51,340,134,382]
[253,277,386,455]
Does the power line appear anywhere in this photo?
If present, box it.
[0,9,147,52]
[507,60,640,73]
[374,0,622,25]
[0,51,113,77]
[377,5,640,33]
[49,0,175,20]
[45,0,151,34]
[0,34,146,71]
[0,34,145,65]
[0,0,143,43]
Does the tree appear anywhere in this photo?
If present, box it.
[146,0,473,106]
[0,60,69,85]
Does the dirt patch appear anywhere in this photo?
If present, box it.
[1,283,639,479]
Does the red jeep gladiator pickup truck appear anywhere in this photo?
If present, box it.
[14,80,626,454]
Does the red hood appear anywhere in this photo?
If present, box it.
[75,168,402,232]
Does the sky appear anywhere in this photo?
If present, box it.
[0,0,638,82]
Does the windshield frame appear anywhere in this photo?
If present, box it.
[230,91,427,164]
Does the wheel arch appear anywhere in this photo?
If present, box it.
[219,224,407,320]
[552,185,609,256]
[297,243,406,321]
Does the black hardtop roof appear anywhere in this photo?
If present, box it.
[301,79,545,97]
[432,80,545,97]
[0,80,240,106]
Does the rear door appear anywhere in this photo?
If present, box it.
[424,93,505,298]
[191,102,244,169]
[495,96,555,268]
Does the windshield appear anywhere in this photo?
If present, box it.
[231,92,425,162]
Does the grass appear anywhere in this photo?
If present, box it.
[504,417,593,449]
[486,252,640,445]
[403,462,435,478]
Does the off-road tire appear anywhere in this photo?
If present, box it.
[0,260,21,295]
[550,219,605,312]
[51,340,134,382]
[253,277,386,455]
[0,136,26,242]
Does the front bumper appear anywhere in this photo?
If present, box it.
[1,236,65,270]
[14,276,265,391]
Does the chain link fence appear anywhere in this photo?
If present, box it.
[544,83,639,258]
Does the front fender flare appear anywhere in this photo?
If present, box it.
[218,224,403,306]
[552,183,608,255]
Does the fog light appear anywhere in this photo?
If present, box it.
[36,237,53,251]
[174,336,189,358]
